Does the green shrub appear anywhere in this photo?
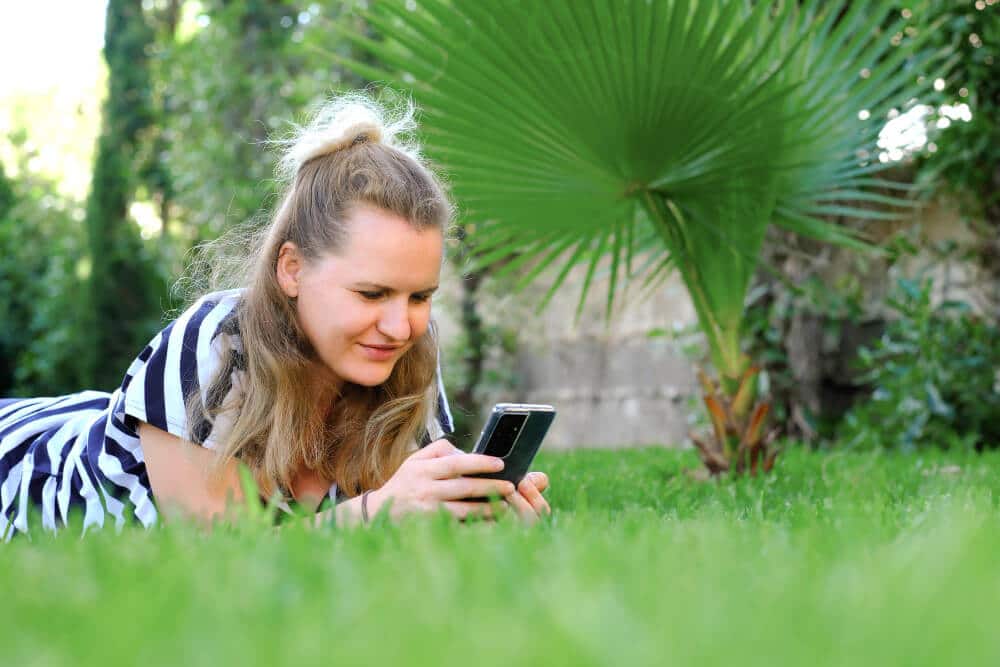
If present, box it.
[839,277,1000,451]
[0,155,90,396]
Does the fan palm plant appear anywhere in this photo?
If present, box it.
[332,0,954,474]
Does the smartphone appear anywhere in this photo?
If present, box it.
[465,403,556,501]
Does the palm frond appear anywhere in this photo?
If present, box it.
[336,0,951,376]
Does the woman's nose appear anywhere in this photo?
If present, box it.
[376,300,412,341]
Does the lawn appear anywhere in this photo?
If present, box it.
[5,446,1000,666]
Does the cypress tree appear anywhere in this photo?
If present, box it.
[83,0,166,390]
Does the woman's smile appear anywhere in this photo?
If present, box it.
[357,342,404,362]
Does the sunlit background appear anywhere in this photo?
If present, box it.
[0,1,107,200]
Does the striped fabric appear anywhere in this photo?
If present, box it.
[0,289,454,540]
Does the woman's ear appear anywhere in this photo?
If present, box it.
[276,241,303,298]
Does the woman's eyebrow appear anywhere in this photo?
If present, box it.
[353,282,439,293]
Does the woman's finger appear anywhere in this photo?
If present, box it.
[443,500,504,522]
[435,477,515,501]
[427,453,505,479]
[518,477,551,516]
[503,490,538,525]
[525,471,549,494]
[409,438,463,460]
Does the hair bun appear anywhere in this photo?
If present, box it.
[300,120,383,165]
[348,124,382,146]
[276,95,419,179]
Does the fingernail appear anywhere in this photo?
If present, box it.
[493,458,504,470]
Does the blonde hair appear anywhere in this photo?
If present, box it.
[180,93,453,499]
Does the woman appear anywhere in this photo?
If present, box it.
[0,95,550,540]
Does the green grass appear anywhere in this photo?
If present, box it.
[6,446,1000,666]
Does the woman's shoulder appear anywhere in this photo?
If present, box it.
[201,287,245,306]
[169,288,246,350]
[116,288,248,440]
[183,288,245,325]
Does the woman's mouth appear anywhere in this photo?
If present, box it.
[357,343,402,362]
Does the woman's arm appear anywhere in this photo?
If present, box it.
[138,421,246,525]
[141,420,373,529]
[141,424,540,529]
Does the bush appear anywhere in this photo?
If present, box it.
[0,156,90,396]
[839,277,1000,451]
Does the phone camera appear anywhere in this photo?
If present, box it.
[488,413,528,458]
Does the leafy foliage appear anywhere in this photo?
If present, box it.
[151,1,377,248]
[0,149,90,395]
[156,0,315,243]
[840,277,1000,451]
[742,261,873,440]
[911,1,999,225]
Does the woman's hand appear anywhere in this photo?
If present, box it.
[368,439,516,522]
[503,472,551,525]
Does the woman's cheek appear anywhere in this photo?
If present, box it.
[411,305,432,339]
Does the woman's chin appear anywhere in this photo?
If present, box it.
[342,362,395,387]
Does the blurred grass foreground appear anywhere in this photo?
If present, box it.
[6,446,1000,666]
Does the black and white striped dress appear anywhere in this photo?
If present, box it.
[0,289,454,540]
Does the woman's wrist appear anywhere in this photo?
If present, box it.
[315,487,385,527]
[361,490,374,522]
[311,495,358,528]
[362,488,387,522]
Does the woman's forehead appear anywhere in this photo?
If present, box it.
[325,206,443,286]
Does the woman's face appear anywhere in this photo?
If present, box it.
[276,204,443,388]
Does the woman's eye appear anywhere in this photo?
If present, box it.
[359,291,385,300]
[411,294,432,303]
